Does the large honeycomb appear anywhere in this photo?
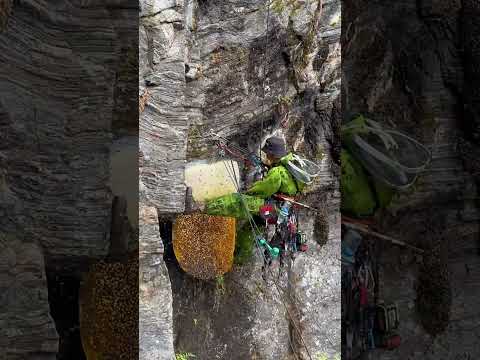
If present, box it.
[173,213,236,280]
[79,253,138,360]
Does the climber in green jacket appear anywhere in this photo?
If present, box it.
[187,136,302,219]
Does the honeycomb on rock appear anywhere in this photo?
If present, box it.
[173,213,236,280]
[79,253,139,360]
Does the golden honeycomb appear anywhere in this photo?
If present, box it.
[173,213,236,280]
[79,253,138,360]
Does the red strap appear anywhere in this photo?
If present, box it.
[274,193,297,202]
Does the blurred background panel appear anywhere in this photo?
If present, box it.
[0,1,138,359]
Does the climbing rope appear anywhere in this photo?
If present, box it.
[221,158,314,360]
[342,116,432,189]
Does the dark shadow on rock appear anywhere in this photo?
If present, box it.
[47,274,86,360]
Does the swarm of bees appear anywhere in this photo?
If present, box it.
[79,252,139,360]
[173,213,236,280]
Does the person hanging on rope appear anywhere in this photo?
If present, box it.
[185,134,321,267]
[184,135,305,268]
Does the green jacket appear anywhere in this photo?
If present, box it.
[205,153,302,219]
[246,153,303,198]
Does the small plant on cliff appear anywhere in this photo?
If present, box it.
[314,353,340,360]
[175,352,196,360]
[271,0,301,15]
[275,94,294,110]
[215,275,226,296]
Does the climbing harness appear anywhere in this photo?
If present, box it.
[262,199,308,266]
[342,116,431,190]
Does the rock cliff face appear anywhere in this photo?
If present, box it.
[0,0,116,269]
[0,1,137,358]
[140,0,341,358]
[343,0,480,358]
[0,238,59,359]
[139,206,175,359]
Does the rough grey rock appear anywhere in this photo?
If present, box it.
[0,0,118,270]
[140,0,189,213]
[0,237,59,360]
[139,205,175,360]
[292,195,341,359]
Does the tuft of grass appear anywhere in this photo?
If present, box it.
[275,94,295,110]
[314,353,340,360]
[271,0,302,15]
[175,352,196,360]
[215,275,226,296]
